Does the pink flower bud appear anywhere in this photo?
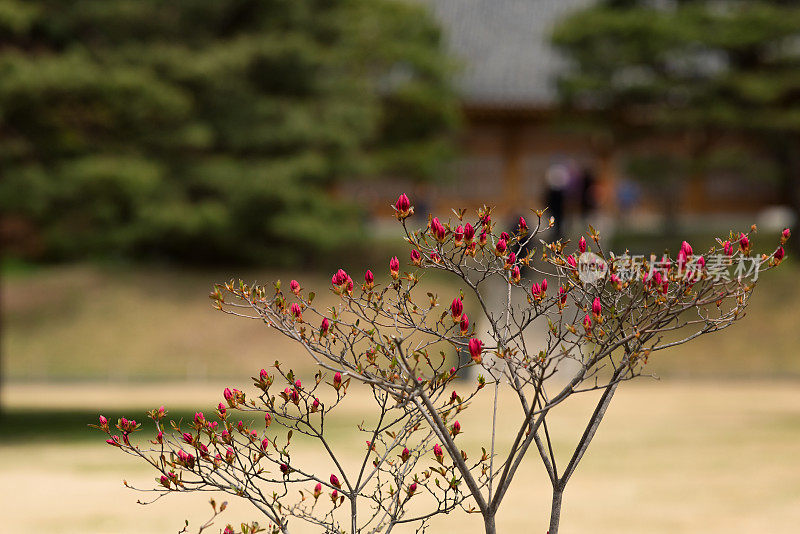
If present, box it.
[389,256,400,279]
[531,282,541,298]
[500,231,510,241]
[395,193,412,218]
[452,420,461,436]
[320,317,330,336]
[739,233,750,253]
[781,228,791,244]
[480,213,491,229]
[410,249,422,265]
[479,231,487,246]
[280,463,289,475]
[408,482,417,495]
[183,432,193,444]
[290,303,302,321]
[454,225,465,245]
[495,238,507,255]
[430,217,447,242]
[314,482,322,498]
[559,286,568,305]
[433,443,443,460]
[578,236,587,254]
[775,246,785,262]
[160,475,170,488]
[567,255,577,269]
[468,338,483,364]
[259,368,268,380]
[261,438,269,451]
[312,397,320,412]
[99,415,108,427]
[294,379,302,390]
[681,241,693,257]
[290,389,299,404]
[450,298,463,321]
[464,223,475,242]
[505,252,516,268]
[364,270,374,288]
[723,240,733,256]
[265,413,272,428]
[450,390,458,403]
[460,313,469,335]
[290,279,300,295]
[696,256,706,269]
[592,297,602,318]
[330,474,341,488]
[226,447,235,462]
[400,447,410,463]
[333,372,342,390]
[583,314,592,331]
[518,216,528,233]
[430,251,441,263]
[541,278,547,293]
[331,489,339,501]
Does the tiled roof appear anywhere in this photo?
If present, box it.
[422,0,595,107]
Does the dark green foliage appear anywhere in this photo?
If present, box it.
[0,0,459,264]
[551,0,800,216]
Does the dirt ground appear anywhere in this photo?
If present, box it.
[2,379,799,533]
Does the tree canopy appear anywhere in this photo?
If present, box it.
[0,0,459,264]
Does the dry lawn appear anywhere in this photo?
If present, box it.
[2,379,799,533]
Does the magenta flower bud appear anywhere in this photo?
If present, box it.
[290,303,303,321]
[400,447,410,463]
[430,217,447,241]
[781,228,791,244]
[333,372,342,390]
[106,436,120,446]
[480,213,491,228]
[450,390,458,403]
[261,438,269,452]
[294,379,302,390]
[224,527,234,534]
[454,225,465,245]
[290,279,300,295]
[464,223,475,242]
[495,238,507,255]
[531,282,541,298]
[505,251,516,268]
[99,415,108,427]
[723,240,733,256]
[450,366,457,376]
[224,387,233,401]
[540,278,547,294]
[156,431,163,443]
[567,255,577,269]
[226,447,234,462]
[330,474,341,488]
[468,338,483,364]
[160,475,170,487]
[331,489,339,501]
[430,251,441,263]
[364,270,374,289]
[739,233,750,253]
[389,256,400,279]
[312,397,320,411]
[479,231,487,246]
[182,432,193,444]
[265,413,272,427]
[395,193,412,219]
[518,216,528,233]
[450,297,463,321]
[433,443,443,459]
[681,241,693,257]
[314,482,322,498]
[452,420,461,436]
[460,313,469,335]
[559,286,568,305]
[331,269,349,287]
[775,246,785,262]
[583,314,592,331]
[194,412,205,425]
[578,236,587,254]
[511,265,522,283]
[697,256,706,269]
[408,482,417,495]
[320,317,329,336]
[237,420,244,432]
[290,389,299,404]
[500,232,510,241]
[592,297,602,318]
[410,249,422,265]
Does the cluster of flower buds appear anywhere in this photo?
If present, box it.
[531,279,548,300]
[290,302,303,322]
[394,193,414,220]
[281,387,300,405]
[430,217,447,242]
[331,269,353,296]
[223,387,245,408]
[176,449,195,469]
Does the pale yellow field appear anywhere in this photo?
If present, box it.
[2,379,799,533]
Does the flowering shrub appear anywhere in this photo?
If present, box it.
[97,194,789,533]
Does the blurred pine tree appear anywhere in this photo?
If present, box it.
[0,0,459,264]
